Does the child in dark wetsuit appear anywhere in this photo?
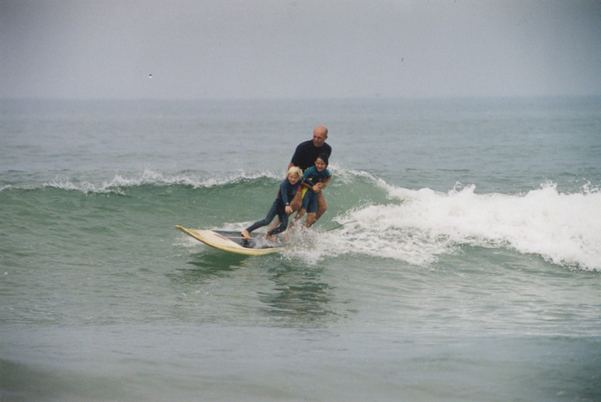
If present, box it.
[294,153,332,228]
[242,166,304,240]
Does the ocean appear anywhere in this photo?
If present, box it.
[1,97,600,401]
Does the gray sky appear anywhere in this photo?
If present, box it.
[1,0,600,99]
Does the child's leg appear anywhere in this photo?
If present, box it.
[302,194,318,228]
[267,213,289,237]
[243,202,278,237]
[268,188,303,231]
[267,217,279,232]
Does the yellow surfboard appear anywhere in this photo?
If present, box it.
[175,226,281,256]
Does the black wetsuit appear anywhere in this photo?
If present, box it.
[290,140,332,171]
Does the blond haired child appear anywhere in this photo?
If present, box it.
[242,167,304,240]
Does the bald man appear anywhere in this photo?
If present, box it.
[268,126,332,232]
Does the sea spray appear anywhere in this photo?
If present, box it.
[332,182,601,270]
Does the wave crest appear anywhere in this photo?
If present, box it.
[315,182,601,271]
[41,169,283,194]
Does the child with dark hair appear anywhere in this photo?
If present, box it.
[293,153,332,228]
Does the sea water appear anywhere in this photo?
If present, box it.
[1,97,600,401]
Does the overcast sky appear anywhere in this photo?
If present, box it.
[1,0,600,99]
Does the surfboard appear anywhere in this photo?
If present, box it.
[175,225,281,256]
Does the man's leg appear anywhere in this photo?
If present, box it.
[290,208,306,227]
[303,212,317,228]
[315,192,327,221]
[290,190,303,212]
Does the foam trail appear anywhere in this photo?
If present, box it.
[321,183,601,270]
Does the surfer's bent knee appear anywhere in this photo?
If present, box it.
[317,194,327,213]
[290,191,302,212]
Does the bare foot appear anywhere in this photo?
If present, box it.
[265,234,276,242]
[241,230,251,239]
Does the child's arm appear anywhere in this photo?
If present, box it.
[315,176,331,191]
[280,180,291,207]
[280,180,295,215]
[301,180,313,189]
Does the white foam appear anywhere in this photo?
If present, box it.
[42,169,282,194]
[297,182,601,271]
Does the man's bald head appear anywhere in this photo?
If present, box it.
[312,126,328,148]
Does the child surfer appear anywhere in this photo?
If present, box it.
[241,167,304,241]
[293,153,332,228]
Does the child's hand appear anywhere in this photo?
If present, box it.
[312,185,321,193]
[285,206,293,215]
